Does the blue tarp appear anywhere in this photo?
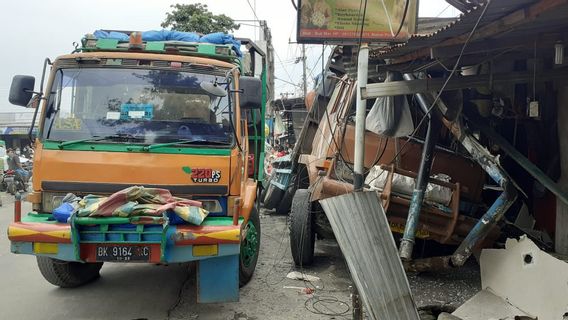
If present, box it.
[93,30,242,57]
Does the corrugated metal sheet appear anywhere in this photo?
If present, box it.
[372,0,538,60]
[319,191,419,320]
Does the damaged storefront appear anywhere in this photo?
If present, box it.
[283,0,568,319]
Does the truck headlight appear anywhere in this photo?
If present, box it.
[41,192,68,213]
[199,199,223,214]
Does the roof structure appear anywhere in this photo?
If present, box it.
[371,0,568,71]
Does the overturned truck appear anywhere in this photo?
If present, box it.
[284,36,567,272]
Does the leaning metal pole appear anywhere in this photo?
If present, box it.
[443,116,517,266]
[399,74,441,260]
[407,82,517,268]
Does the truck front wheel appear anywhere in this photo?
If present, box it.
[36,257,103,288]
[239,204,261,287]
[289,189,315,266]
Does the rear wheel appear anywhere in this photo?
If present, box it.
[7,182,16,195]
[17,180,26,192]
[36,257,103,288]
[289,189,315,266]
[239,204,261,287]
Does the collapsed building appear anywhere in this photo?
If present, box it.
[265,0,568,318]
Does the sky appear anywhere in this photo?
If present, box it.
[0,0,459,113]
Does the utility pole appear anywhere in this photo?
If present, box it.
[301,44,307,97]
[354,44,369,191]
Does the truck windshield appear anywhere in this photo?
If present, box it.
[43,68,234,146]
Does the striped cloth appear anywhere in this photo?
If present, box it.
[77,186,208,225]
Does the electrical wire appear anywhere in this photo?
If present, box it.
[385,0,493,167]
[272,129,352,318]
[393,0,410,38]
[323,0,369,175]
[304,295,350,316]
[436,4,452,17]
[245,0,260,21]
[306,46,326,82]
[274,50,296,85]
[379,0,395,36]
[294,177,352,318]
[275,77,303,87]
[358,0,369,46]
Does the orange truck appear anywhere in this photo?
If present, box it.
[6,31,267,303]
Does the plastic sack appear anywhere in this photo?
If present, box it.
[199,32,242,56]
[92,30,242,57]
[172,206,209,225]
[365,166,453,206]
[273,113,286,135]
[166,210,187,225]
[365,166,415,195]
[52,193,82,223]
[426,174,452,206]
[53,202,75,223]
[142,30,199,42]
[93,30,129,41]
[365,73,414,137]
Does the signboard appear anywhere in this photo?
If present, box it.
[297,0,418,44]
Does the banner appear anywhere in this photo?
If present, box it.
[297,0,418,43]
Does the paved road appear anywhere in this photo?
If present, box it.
[0,195,353,320]
[0,193,479,319]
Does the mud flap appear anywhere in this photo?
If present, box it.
[197,254,239,303]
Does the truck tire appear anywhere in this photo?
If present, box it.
[260,185,267,204]
[36,256,103,288]
[289,189,315,266]
[239,204,261,287]
[263,183,284,210]
[275,183,296,215]
[260,175,273,204]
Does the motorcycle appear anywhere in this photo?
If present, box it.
[1,169,28,195]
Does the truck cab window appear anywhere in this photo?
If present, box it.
[42,68,234,146]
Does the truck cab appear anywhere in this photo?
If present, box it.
[7,31,266,303]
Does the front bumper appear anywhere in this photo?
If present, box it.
[8,212,245,303]
[7,214,241,263]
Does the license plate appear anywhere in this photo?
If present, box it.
[96,245,151,262]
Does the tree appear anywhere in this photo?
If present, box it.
[161,3,240,34]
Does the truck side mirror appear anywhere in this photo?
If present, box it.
[239,76,262,109]
[9,75,35,107]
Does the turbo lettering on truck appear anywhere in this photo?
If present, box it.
[191,168,221,183]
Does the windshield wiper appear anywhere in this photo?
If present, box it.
[56,134,144,149]
[143,139,230,151]
[56,136,109,149]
